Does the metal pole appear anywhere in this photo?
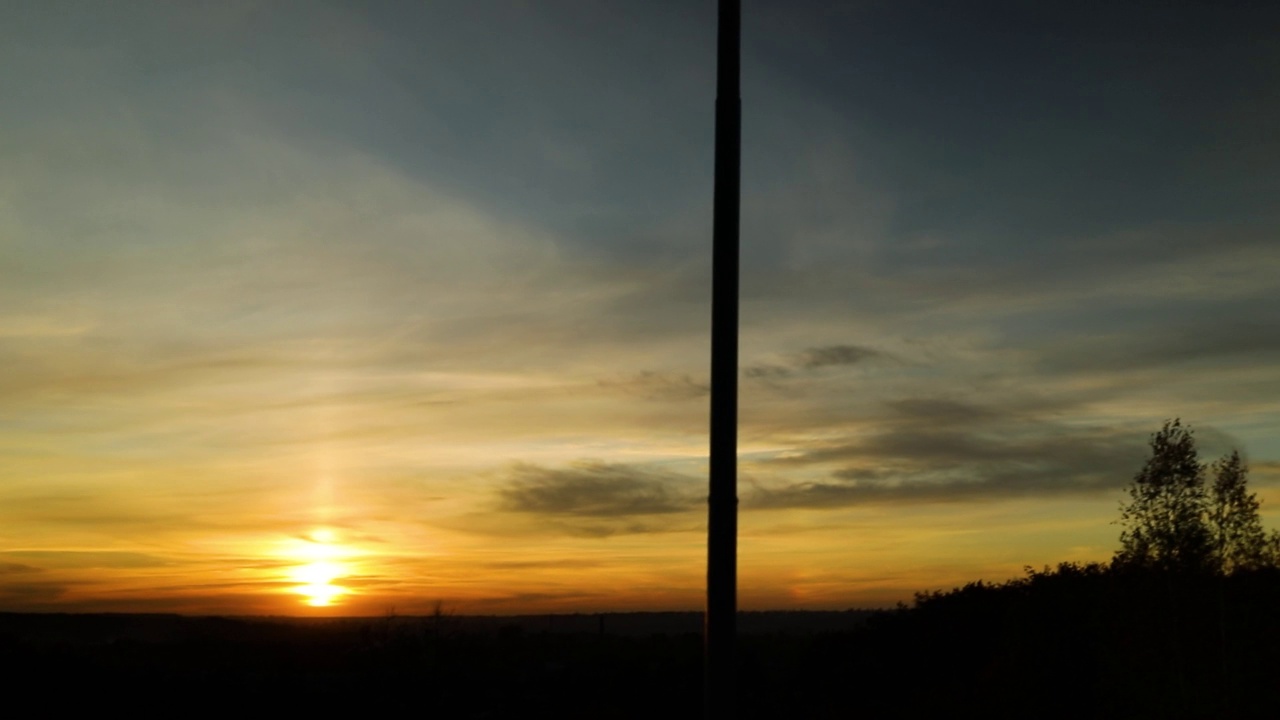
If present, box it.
[706,0,740,716]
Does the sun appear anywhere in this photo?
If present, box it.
[284,529,355,608]
[293,560,345,607]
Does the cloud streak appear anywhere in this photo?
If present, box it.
[490,461,705,537]
[745,344,882,380]
[498,462,701,518]
[598,371,709,401]
[747,397,1153,509]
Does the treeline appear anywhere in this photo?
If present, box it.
[757,562,1280,718]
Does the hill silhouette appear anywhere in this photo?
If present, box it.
[5,571,1278,718]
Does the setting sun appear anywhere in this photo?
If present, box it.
[283,530,357,608]
[293,561,345,607]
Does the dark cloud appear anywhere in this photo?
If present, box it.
[1038,317,1280,376]
[885,398,1000,425]
[745,344,881,380]
[0,581,66,605]
[798,345,879,369]
[598,371,709,401]
[792,426,1143,478]
[749,433,1145,509]
[748,394,1162,509]
[498,462,700,518]
[492,461,705,537]
[749,468,1120,510]
[744,364,792,380]
[867,428,1135,468]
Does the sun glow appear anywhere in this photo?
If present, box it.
[284,529,357,608]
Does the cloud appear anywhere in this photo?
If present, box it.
[0,551,174,569]
[744,364,793,380]
[1038,317,1280,376]
[751,461,1129,510]
[747,396,1154,509]
[745,344,881,380]
[598,371,708,401]
[885,398,999,422]
[0,581,65,605]
[747,412,1255,511]
[487,461,707,537]
[478,558,606,571]
[498,461,700,518]
[798,345,880,368]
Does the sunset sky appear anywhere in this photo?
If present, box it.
[3,1,1279,615]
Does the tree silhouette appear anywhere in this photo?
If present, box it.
[1117,420,1215,573]
[1209,450,1272,572]
[1118,419,1277,574]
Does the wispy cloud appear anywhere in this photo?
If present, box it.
[0,551,174,569]
[745,344,882,380]
[598,371,709,401]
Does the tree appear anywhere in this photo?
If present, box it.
[1208,450,1270,572]
[1117,419,1276,574]
[1116,419,1214,572]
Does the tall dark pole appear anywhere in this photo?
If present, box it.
[706,0,740,716]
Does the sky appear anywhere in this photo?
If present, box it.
[3,0,1279,615]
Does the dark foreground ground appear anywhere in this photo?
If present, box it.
[4,567,1278,718]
